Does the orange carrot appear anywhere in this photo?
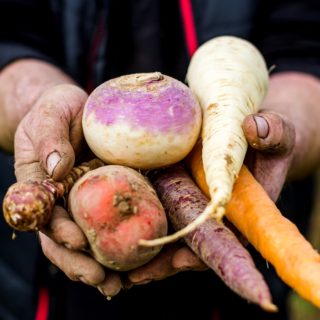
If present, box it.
[186,141,320,308]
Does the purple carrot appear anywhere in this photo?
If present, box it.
[149,164,277,312]
[3,158,104,232]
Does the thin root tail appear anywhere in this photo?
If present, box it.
[139,202,224,247]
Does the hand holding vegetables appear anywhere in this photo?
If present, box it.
[0,60,126,297]
[187,142,320,308]
[182,71,320,308]
[10,82,122,295]
[8,36,320,307]
[10,103,301,302]
[8,75,205,297]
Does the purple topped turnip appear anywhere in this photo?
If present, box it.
[82,72,202,169]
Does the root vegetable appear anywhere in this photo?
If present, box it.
[82,72,202,170]
[149,165,277,312]
[2,159,104,232]
[186,142,320,309]
[68,165,168,271]
[141,36,269,246]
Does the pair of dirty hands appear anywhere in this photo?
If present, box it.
[13,82,295,299]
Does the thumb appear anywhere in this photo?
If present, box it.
[242,111,295,155]
[15,84,88,181]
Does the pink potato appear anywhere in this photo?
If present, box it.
[68,165,168,271]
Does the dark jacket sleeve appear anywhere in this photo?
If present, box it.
[0,0,63,70]
[254,0,320,77]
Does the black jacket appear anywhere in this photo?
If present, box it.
[1,0,320,84]
[0,1,319,319]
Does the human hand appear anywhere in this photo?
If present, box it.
[242,71,320,202]
[39,205,206,298]
[11,70,318,298]
[13,83,122,296]
[40,212,207,297]
[38,208,123,299]
[242,110,295,202]
[14,83,88,182]
[13,82,206,298]
[126,243,207,287]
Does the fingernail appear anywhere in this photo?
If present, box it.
[78,276,91,286]
[133,279,152,285]
[97,286,106,296]
[254,115,269,139]
[47,151,61,176]
[63,242,72,250]
[97,286,114,300]
[123,282,134,290]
